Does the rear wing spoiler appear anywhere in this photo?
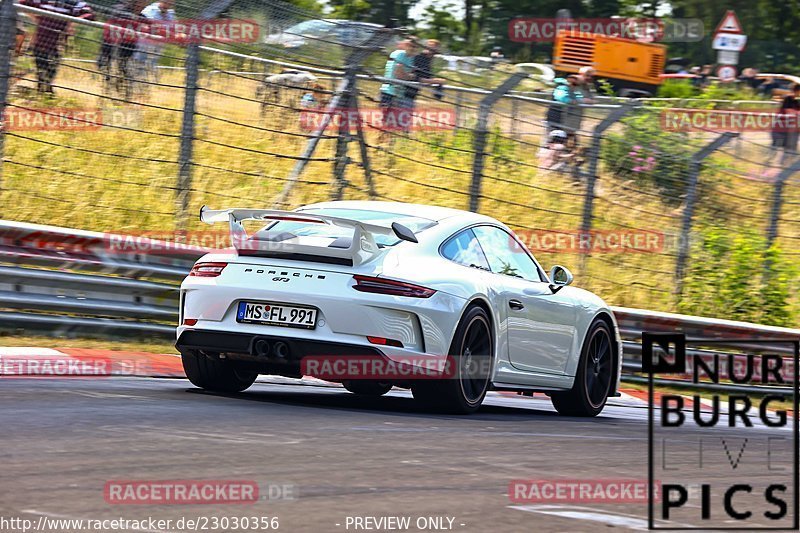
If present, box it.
[199,206,418,266]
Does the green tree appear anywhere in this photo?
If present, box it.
[329,0,372,20]
[417,2,466,52]
[678,227,796,326]
[328,0,415,26]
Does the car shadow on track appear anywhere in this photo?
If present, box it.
[184,384,566,421]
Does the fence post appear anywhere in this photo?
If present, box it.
[274,29,394,207]
[510,96,518,139]
[765,156,800,267]
[176,43,199,230]
[469,72,528,212]
[674,132,738,300]
[352,87,376,199]
[0,0,16,206]
[273,76,349,207]
[453,90,462,134]
[579,103,635,231]
[331,68,356,201]
[175,0,237,229]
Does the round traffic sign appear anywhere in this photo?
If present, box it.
[716,65,737,81]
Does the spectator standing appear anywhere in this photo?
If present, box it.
[98,0,145,88]
[379,39,418,134]
[774,84,800,153]
[490,46,504,65]
[138,0,175,79]
[689,66,702,88]
[698,64,713,88]
[577,66,596,103]
[19,0,94,94]
[738,67,762,90]
[404,39,446,107]
[546,74,583,139]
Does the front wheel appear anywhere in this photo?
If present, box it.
[551,320,615,417]
[412,306,493,414]
[181,350,257,393]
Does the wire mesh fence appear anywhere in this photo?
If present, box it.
[0,0,798,323]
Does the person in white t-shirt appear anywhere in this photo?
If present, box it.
[137,0,175,79]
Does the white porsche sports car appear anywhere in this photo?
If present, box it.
[176,201,622,415]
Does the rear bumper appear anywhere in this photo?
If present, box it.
[176,329,384,361]
[176,328,452,382]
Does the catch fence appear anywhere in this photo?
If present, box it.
[0,0,797,320]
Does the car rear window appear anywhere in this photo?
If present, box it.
[249,208,436,249]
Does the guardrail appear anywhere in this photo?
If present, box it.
[1,220,797,394]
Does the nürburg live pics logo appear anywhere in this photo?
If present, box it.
[644,332,799,530]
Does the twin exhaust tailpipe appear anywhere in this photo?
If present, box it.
[253,339,290,359]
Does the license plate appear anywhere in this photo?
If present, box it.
[236,301,317,329]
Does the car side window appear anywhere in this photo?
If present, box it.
[472,226,544,282]
[441,229,491,271]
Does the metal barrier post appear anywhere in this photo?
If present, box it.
[176,43,199,230]
[175,0,237,229]
[579,103,636,235]
[331,68,356,200]
[765,155,800,259]
[453,90,462,134]
[0,0,16,207]
[469,72,528,212]
[674,132,738,300]
[510,97,518,139]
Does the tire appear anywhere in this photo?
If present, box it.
[551,320,615,417]
[412,306,493,414]
[342,380,393,396]
[181,350,257,393]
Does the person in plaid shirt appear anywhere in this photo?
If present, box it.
[19,0,94,93]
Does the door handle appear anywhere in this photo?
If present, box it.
[509,299,525,311]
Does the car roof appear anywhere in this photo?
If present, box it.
[757,73,800,82]
[321,19,383,27]
[299,200,491,223]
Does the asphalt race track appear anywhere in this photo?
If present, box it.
[2,373,794,533]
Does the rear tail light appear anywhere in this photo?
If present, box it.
[352,275,435,298]
[367,336,404,348]
[189,262,227,277]
[182,318,198,326]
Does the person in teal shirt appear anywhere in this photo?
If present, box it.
[379,40,418,134]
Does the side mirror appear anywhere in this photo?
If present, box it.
[549,265,573,293]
